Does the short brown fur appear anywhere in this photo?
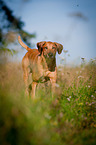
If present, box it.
[18,35,63,99]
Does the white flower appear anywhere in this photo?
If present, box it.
[45,113,51,119]
[63,50,68,53]
[89,103,91,106]
[81,57,85,60]
[69,96,71,98]
[91,95,94,98]
[55,83,60,88]
[86,85,91,88]
[78,76,84,79]
[67,98,70,101]
[61,58,65,61]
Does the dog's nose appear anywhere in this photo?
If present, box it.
[48,52,53,57]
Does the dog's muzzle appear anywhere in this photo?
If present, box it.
[48,52,53,58]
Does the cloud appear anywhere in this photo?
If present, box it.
[68,12,88,21]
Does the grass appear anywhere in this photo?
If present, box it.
[0,61,96,145]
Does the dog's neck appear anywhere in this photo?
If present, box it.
[44,56,56,72]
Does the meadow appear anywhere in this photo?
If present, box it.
[0,59,96,145]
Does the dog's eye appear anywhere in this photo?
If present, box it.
[52,47,55,49]
[44,47,48,49]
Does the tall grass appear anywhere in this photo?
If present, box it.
[0,61,96,145]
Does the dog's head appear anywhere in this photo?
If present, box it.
[37,41,63,58]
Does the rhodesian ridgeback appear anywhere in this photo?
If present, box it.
[18,36,63,99]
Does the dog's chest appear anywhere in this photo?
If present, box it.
[30,56,56,82]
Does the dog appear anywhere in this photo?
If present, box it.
[18,35,63,99]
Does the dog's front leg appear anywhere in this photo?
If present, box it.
[50,78,56,98]
[31,82,37,99]
[48,68,57,98]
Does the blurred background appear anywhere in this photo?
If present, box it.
[0,0,96,65]
[0,1,96,145]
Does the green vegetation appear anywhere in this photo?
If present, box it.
[0,62,96,145]
[0,0,36,56]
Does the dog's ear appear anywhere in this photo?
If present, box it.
[37,41,46,54]
[54,42,63,54]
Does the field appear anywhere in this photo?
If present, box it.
[0,60,96,145]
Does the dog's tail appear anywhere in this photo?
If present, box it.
[18,35,31,51]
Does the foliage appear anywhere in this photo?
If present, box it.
[0,62,96,145]
[0,0,36,54]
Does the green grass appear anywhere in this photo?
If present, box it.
[0,62,96,145]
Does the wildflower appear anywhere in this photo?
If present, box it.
[89,103,91,106]
[58,68,62,71]
[78,75,84,79]
[88,85,91,88]
[59,112,63,118]
[63,50,68,53]
[71,118,74,122]
[86,102,88,105]
[69,96,71,98]
[81,58,86,65]
[45,113,51,120]
[81,57,85,63]
[55,83,60,88]
[81,57,85,61]
[91,102,96,105]
[59,56,65,61]
[61,58,65,61]
[91,95,94,98]
[91,58,96,63]
[67,98,70,101]
[86,85,91,88]
[84,117,87,120]
[95,91,96,93]
[61,72,64,76]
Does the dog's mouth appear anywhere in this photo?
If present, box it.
[45,53,54,59]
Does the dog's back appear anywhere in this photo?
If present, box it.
[23,49,39,64]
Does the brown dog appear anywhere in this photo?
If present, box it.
[18,35,63,98]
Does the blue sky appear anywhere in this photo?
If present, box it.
[5,0,96,65]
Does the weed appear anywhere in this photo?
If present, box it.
[0,62,96,145]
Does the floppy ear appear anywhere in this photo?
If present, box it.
[37,41,46,54]
[55,42,63,54]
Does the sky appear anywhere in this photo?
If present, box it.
[5,0,96,65]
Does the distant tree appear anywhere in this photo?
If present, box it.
[0,0,35,55]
